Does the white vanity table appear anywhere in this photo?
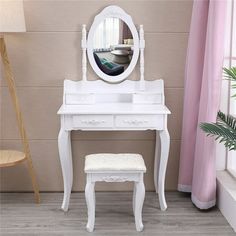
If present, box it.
[57,6,171,212]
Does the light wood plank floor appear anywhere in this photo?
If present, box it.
[0,192,235,236]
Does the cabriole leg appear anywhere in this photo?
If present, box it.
[133,182,137,216]
[58,128,73,211]
[134,174,145,232]
[154,131,160,193]
[85,174,95,232]
[158,129,170,211]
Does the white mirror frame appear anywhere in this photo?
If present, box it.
[87,5,140,83]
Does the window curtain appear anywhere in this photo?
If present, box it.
[93,18,120,50]
[178,0,227,209]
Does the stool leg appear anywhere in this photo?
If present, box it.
[133,182,136,216]
[134,174,145,232]
[85,175,95,232]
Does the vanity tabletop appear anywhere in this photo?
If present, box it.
[58,103,171,115]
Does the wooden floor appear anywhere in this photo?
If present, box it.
[0,192,235,236]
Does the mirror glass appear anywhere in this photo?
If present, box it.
[92,17,134,76]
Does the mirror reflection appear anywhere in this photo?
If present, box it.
[93,17,134,76]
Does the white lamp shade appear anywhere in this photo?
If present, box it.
[0,0,26,33]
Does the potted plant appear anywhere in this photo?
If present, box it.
[200,67,236,151]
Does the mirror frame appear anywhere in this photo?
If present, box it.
[87,5,140,83]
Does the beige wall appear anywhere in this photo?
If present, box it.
[0,0,192,192]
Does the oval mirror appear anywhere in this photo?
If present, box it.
[87,6,139,83]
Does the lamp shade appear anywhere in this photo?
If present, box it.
[0,0,26,33]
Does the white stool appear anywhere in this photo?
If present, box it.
[84,153,146,232]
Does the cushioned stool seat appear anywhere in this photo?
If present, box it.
[85,153,146,172]
[84,153,146,232]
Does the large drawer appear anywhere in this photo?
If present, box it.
[73,115,113,128]
[115,115,164,129]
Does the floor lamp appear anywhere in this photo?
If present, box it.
[0,0,40,203]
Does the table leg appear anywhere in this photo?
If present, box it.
[58,128,73,211]
[158,129,170,211]
[154,131,159,194]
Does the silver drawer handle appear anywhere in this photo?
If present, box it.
[81,120,105,125]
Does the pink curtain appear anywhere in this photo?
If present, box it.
[178,0,227,209]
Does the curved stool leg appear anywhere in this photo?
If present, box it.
[133,182,136,216]
[134,174,145,232]
[85,174,95,232]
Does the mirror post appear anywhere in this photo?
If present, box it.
[139,25,145,90]
[81,24,87,82]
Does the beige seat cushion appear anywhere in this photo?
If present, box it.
[84,153,146,173]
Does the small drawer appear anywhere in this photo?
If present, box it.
[133,93,162,104]
[65,93,95,105]
[115,115,163,129]
[73,115,113,128]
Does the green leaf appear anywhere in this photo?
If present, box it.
[223,67,236,81]
[198,68,236,151]
[199,111,236,151]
